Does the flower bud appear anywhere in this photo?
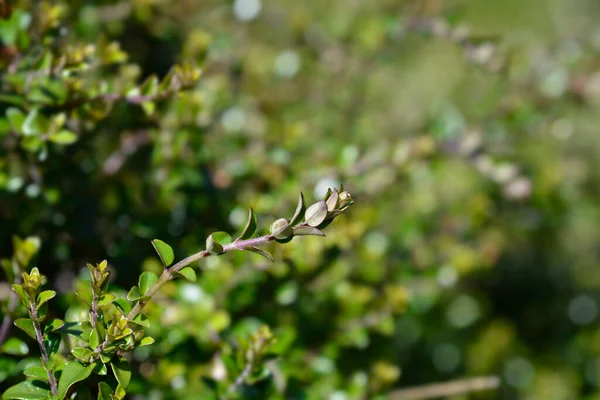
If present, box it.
[270,218,293,240]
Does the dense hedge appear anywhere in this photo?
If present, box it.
[2,0,600,399]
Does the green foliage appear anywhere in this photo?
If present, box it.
[3,0,600,399]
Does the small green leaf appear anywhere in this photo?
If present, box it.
[211,231,232,245]
[178,267,196,282]
[11,284,29,307]
[100,353,113,364]
[0,338,29,355]
[305,200,328,227]
[126,286,142,301]
[110,358,131,389]
[97,294,116,307]
[113,298,132,314]
[71,347,93,362]
[2,380,50,400]
[139,336,155,346]
[57,361,95,399]
[23,366,48,381]
[132,313,150,328]
[44,332,61,356]
[44,318,65,334]
[93,361,107,375]
[97,382,113,400]
[290,192,306,226]
[292,226,326,237]
[36,290,56,309]
[246,246,274,262]
[22,108,49,136]
[14,319,36,340]
[6,108,25,133]
[138,271,158,296]
[239,208,258,240]
[151,239,174,266]
[89,328,100,350]
[48,130,77,145]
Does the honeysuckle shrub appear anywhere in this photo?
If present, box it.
[3,0,600,399]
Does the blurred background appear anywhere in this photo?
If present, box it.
[3,0,600,398]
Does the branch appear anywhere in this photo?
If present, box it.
[29,300,58,397]
[126,234,275,321]
[388,376,500,400]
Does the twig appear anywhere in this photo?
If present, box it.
[388,376,500,400]
[30,300,58,396]
[126,234,276,321]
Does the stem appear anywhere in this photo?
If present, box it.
[387,376,500,400]
[90,292,98,329]
[30,301,58,397]
[126,234,275,321]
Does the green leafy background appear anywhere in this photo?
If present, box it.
[2,0,600,398]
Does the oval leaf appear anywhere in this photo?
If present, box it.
[44,318,65,334]
[23,366,48,382]
[57,361,95,399]
[239,208,258,240]
[1,338,29,356]
[126,286,142,301]
[178,267,196,282]
[138,271,158,297]
[246,246,274,262]
[290,192,306,226]
[97,382,113,400]
[110,358,131,389]
[14,319,36,340]
[292,226,326,237]
[151,239,174,266]
[48,130,77,145]
[305,200,328,227]
[2,380,50,400]
[36,290,56,309]
[97,294,116,307]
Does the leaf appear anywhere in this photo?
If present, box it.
[292,226,326,237]
[44,319,65,334]
[2,380,50,400]
[92,361,107,375]
[239,208,258,240]
[126,286,142,301]
[36,290,56,309]
[110,358,131,389]
[151,239,174,266]
[89,328,100,350]
[97,294,116,307]
[325,189,339,211]
[113,298,132,314]
[139,336,155,346]
[211,231,232,245]
[57,361,95,399]
[23,366,48,381]
[290,192,306,226]
[21,108,49,136]
[246,246,274,262]
[6,108,25,133]
[304,200,328,227]
[0,338,28,355]
[132,313,150,328]
[14,319,36,340]
[138,271,158,297]
[178,267,196,282]
[71,347,92,362]
[97,382,113,400]
[48,130,77,145]
[11,284,29,307]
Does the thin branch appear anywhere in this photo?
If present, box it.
[126,234,276,321]
[388,376,500,400]
[30,301,58,397]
